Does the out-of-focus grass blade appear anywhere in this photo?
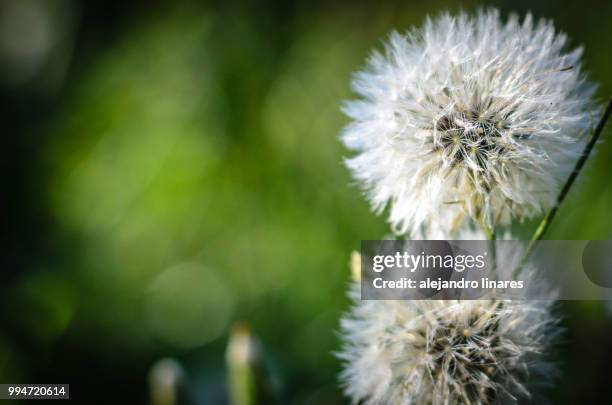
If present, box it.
[226,323,279,405]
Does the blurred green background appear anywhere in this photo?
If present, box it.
[1,0,611,403]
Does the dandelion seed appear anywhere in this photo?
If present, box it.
[341,9,596,236]
[340,295,559,404]
[338,234,559,404]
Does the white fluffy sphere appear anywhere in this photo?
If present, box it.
[342,9,595,236]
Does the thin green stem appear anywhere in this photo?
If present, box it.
[516,97,612,274]
[479,218,495,241]
[479,219,498,281]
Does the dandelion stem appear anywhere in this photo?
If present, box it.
[478,219,498,280]
[518,97,612,270]
[479,219,495,240]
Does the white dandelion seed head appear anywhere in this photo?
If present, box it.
[339,297,559,404]
[339,234,559,404]
[341,9,596,236]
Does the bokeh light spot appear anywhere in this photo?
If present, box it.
[144,262,234,348]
